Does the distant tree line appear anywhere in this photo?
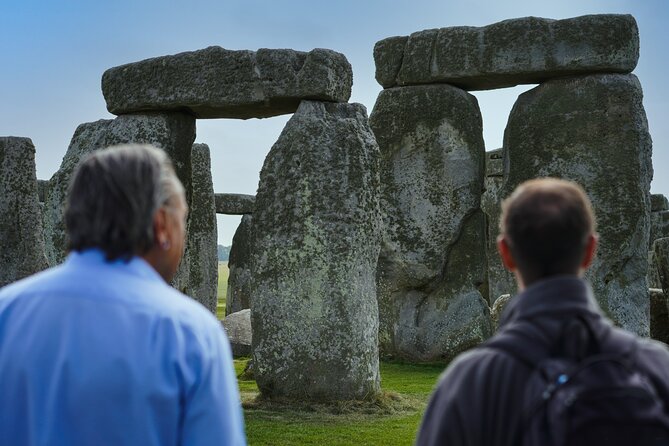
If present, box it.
[218,245,231,262]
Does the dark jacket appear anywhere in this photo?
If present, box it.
[415,276,669,446]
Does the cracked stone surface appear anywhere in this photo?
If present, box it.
[103,47,352,119]
[502,73,652,336]
[369,84,491,362]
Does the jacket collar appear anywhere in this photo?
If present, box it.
[499,276,603,328]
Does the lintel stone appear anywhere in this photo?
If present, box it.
[215,193,255,215]
[374,14,639,90]
[102,47,353,119]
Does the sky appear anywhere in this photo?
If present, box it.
[2,0,668,246]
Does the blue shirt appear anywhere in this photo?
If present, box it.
[0,249,246,446]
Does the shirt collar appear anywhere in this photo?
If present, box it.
[65,248,165,283]
[499,276,602,328]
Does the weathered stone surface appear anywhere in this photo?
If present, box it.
[188,143,218,314]
[215,193,255,215]
[226,214,253,316]
[375,14,638,90]
[0,137,49,287]
[251,101,382,401]
[651,194,668,212]
[102,47,353,119]
[502,74,652,335]
[491,294,512,330]
[369,84,491,362]
[650,288,669,344]
[651,211,669,244]
[482,149,516,303]
[222,309,252,357]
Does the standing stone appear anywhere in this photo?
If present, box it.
[369,84,491,362]
[251,101,382,401]
[654,238,669,292]
[102,47,353,119]
[189,143,218,314]
[481,148,517,303]
[651,210,669,244]
[502,74,652,335]
[374,14,638,90]
[42,113,196,292]
[650,288,669,344]
[0,137,49,287]
[226,214,253,316]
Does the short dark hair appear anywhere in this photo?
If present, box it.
[500,178,596,283]
[65,144,184,261]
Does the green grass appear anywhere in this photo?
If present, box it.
[217,261,229,320]
[233,358,445,446]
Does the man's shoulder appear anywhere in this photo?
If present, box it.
[437,342,524,390]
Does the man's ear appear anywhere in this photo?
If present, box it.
[153,207,169,247]
[580,233,598,271]
[497,235,516,272]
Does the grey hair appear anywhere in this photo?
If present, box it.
[65,144,185,261]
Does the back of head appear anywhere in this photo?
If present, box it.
[500,178,596,285]
[65,144,184,261]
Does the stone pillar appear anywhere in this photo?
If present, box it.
[251,101,382,401]
[0,137,49,287]
[42,112,197,294]
[188,143,218,314]
[369,84,491,362]
[502,74,652,335]
[482,148,517,304]
[226,214,253,316]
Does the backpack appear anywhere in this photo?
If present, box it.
[486,315,669,446]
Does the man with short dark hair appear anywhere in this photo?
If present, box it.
[0,145,246,445]
[416,178,669,445]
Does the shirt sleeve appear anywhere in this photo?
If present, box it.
[180,321,247,446]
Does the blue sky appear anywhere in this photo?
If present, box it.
[2,0,667,245]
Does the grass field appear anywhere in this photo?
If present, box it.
[219,263,445,445]
[234,359,444,446]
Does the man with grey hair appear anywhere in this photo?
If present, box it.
[0,144,246,445]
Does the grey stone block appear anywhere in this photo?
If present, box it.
[222,309,252,357]
[102,47,353,119]
[502,73,652,336]
[215,193,255,215]
[374,14,638,90]
[651,194,668,212]
[370,84,491,362]
[251,101,382,401]
[0,137,49,287]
